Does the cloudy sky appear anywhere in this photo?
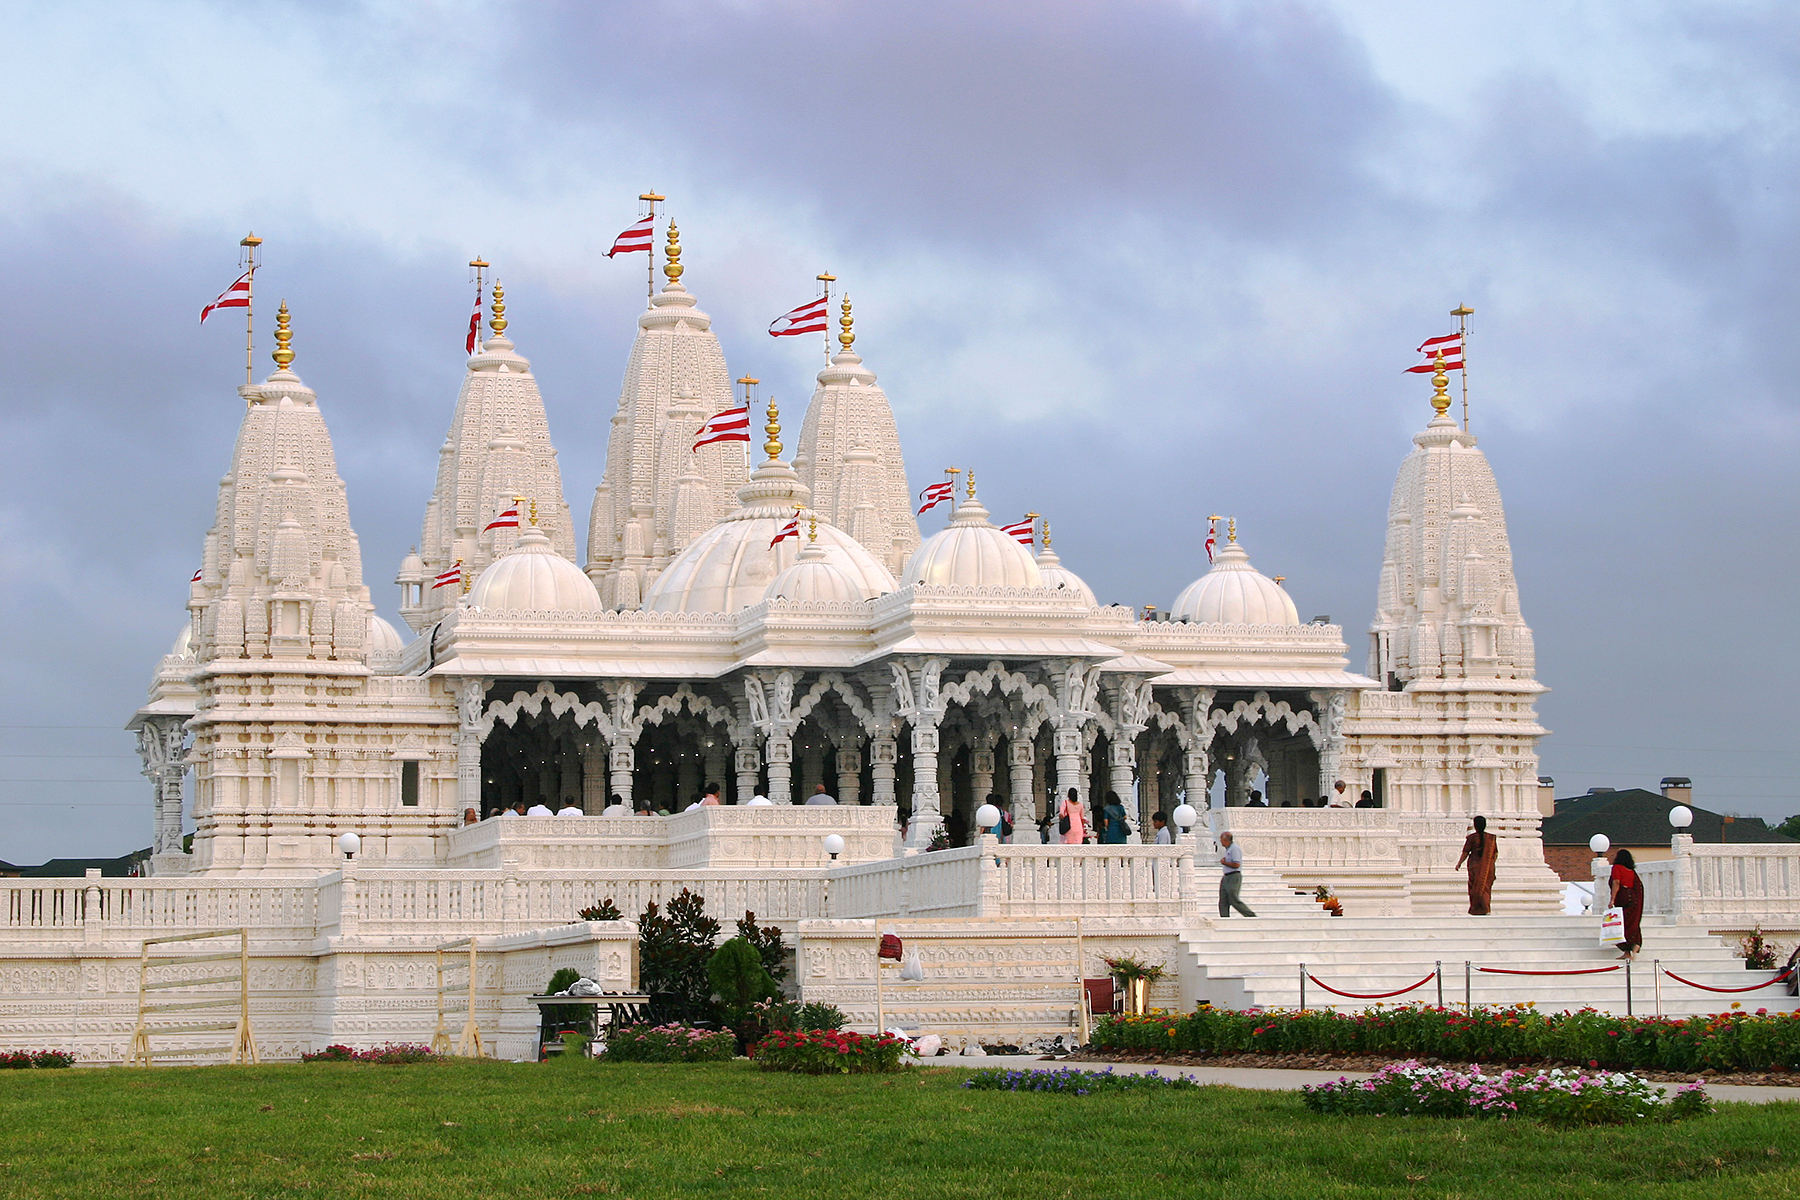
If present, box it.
[2,1,1796,863]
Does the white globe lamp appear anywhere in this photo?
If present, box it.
[1587,834,1609,854]
[337,831,361,860]
[1172,803,1199,832]
[1669,806,1693,830]
[975,803,1002,833]
[822,833,846,861]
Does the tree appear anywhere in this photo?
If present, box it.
[736,911,788,986]
[1774,814,1800,842]
[637,889,721,1023]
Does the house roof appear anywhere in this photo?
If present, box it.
[1541,790,1796,847]
[16,849,153,878]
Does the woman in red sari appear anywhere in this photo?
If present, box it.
[1454,815,1499,915]
[1609,848,1644,960]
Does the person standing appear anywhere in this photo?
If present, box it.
[701,782,724,806]
[1454,815,1499,915]
[1056,787,1088,845]
[1099,791,1131,844]
[1151,812,1172,844]
[1609,848,1644,960]
[1217,831,1257,918]
[805,782,837,806]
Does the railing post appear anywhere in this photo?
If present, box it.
[1435,960,1443,1008]
[1653,959,1662,1017]
[1670,833,1698,924]
[1463,960,1471,1013]
[1299,962,1307,1012]
[1624,960,1633,1017]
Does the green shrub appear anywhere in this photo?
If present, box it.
[0,1051,74,1069]
[750,1028,907,1075]
[962,1066,1198,1094]
[736,911,788,985]
[301,1043,441,1064]
[638,890,722,1024]
[601,1024,735,1063]
[577,897,624,921]
[1090,1003,1800,1073]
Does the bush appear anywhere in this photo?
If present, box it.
[1091,1003,1800,1073]
[750,1028,907,1074]
[602,1023,735,1063]
[638,890,722,1024]
[1301,1061,1714,1125]
[0,1050,75,1069]
[736,911,788,986]
[577,897,624,922]
[301,1043,441,1064]
[962,1066,1199,1095]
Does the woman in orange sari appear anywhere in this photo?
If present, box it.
[1454,815,1499,915]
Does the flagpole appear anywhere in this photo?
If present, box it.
[1452,304,1473,431]
[817,272,836,364]
[239,233,262,391]
[737,376,758,475]
[640,192,664,302]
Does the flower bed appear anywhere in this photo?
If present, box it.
[1091,1003,1800,1073]
[962,1066,1200,1095]
[0,1050,75,1069]
[749,1028,907,1074]
[602,1023,736,1064]
[1302,1061,1713,1125]
[301,1043,441,1064]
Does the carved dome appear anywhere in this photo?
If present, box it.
[365,614,406,659]
[1034,542,1097,606]
[467,525,603,612]
[1171,536,1298,625]
[170,619,195,658]
[766,538,868,605]
[901,493,1042,589]
[644,457,895,614]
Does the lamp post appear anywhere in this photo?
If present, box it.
[822,834,845,861]
[975,803,1001,839]
[338,832,361,861]
[1668,805,1695,923]
[1587,833,1609,914]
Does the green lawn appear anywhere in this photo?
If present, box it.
[0,1061,1795,1199]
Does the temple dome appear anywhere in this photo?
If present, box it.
[1171,536,1298,625]
[645,455,895,614]
[902,493,1042,589]
[766,539,867,605]
[170,620,195,658]
[467,525,603,612]
[365,614,406,659]
[1034,543,1097,606]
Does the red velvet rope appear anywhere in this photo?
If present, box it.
[1660,967,1796,994]
[1477,966,1622,976]
[1305,971,1438,1000]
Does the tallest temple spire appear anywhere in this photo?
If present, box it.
[587,219,749,608]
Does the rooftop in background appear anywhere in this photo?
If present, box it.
[3,848,153,878]
[1542,790,1796,848]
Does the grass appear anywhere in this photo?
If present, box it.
[0,1060,1796,1199]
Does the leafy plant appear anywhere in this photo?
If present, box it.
[601,1024,735,1063]
[708,937,780,1050]
[301,1043,441,1064]
[926,828,951,852]
[577,897,624,922]
[0,1050,74,1069]
[750,1028,907,1074]
[736,911,788,985]
[637,889,722,1024]
[1738,927,1780,971]
[543,967,587,1029]
[1101,954,1167,985]
[1301,1061,1713,1126]
[962,1066,1200,1094]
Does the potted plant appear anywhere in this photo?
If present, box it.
[1101,954,1167,1015]
[1313,885,1344,917]
[1738,927,1779,971]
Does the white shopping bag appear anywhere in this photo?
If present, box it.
[1599,906,1625,946]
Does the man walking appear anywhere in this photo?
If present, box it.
[1218,831,1257,918]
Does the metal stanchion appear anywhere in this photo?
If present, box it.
[1464,960,1472,1013]
[1625,960,1633,1017]
[1653,960,1662,1017]
[1299,963,1307,1012]
[1435,961,1443,1008]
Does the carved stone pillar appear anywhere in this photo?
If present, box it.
[456,679,488,818]
[609,745,636,807]
[835,745,861,805]
[766,733,794,804]
[1108,741,1136,812]
[1224,747,1249,808]
[1184,747,1210,813]
[971,745,996,807]
[704,738,731,798]
[734,741,762,805]
[581,740,609,812]
[1008,736,1039,843]
[1053,721,1087,831]
[1311,689,1348,800]
[869,735,897,806]
[905,720,943,847]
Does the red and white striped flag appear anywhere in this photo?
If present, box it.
[769,294,829,337]
[1205,518,1219,564]
[484,503,520,532]
[1405,333,1464,373]
[769,514,801,549]
[1000,516,1035,546]
[465,286,482,354]
[431,563,464,591]
[606,215,656,258]
[693,405,751,451]
[199,270,252,324]
[191,567,203,584]
[917,481,954,515]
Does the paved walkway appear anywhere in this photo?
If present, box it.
[946,1055,1800,1105]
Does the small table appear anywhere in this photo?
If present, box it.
[527,993,652,1059]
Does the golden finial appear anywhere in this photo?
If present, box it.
[1227,517,1237,543]
[839,295,855,350]
[271,300,294,371]
[737,376,758,406]
[455,557,469,596]
[1429,351,1452,416]
[807,514,818,543]
[240,232,263,249]
[528,498,539,526]
[1273,575,1286,587]
[639,191,665,204]
[1042,518,1053,550]
[663,221,683,285]
[489,283,507,336]
[763,396,782,460]
[965,468,977,499]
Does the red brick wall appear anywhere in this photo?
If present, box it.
[1544,844,1607,883]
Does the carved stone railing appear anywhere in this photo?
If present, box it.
[0,878,321,946]
[826,843,1191,920]
[1212,808,1404,869]
[1640,839,1800,927]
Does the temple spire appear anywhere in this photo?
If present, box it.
[270,301,294,373]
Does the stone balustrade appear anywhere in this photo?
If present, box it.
[827,842,1192,920]
[1640,837,1800,929]
[1,877,322,948]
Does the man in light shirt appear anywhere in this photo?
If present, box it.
[1217,831,1257,918]
[805,783,837,806]
[556,802,584,816]
[526,801,555,816]
[1152,812,1172,844]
